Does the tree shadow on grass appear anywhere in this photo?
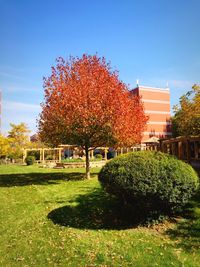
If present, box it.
[0,172,98,187]
[166,189,200,252]
[48,187,150,230]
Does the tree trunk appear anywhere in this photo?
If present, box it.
[85,146,90,179]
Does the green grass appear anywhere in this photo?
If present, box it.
[0,164,200,266]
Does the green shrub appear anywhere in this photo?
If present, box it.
[25,155,35,165]
[28,151,40,160]
[46,155,54,160]
[95,154,103,160]
[98,151,199,215]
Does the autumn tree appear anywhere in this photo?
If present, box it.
[0,135,10,159]
[39,55,147,178]
[8,123,31,160]
[172,84,200,137]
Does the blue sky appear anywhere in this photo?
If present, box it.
[0,0,200,134]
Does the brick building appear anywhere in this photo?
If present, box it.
[131,85,172,142]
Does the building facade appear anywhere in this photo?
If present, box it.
[131,85,172,142]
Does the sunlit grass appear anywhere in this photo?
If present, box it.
[0,164,200,266]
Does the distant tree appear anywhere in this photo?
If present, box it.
[27,135,46,160]
[7,123,31,159]
[29,134,45,149]
[30,134,39,142]
[172,84,200,137]
[39,54,147,178]
[0,135,10,159]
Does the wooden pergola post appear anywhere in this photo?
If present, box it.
[23,149,27,163]
[90,149,94,159]
[39,149,42,162]
[178,141,182,160]
[58,148,62,162]
[104,148,108,160]
[42,149,45,163]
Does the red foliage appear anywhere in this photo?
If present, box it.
[38,54,147,177]
[39,54,147,146]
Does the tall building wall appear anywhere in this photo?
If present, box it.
[131,85,172,142]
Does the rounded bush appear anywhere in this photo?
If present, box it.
[25,155,35,165]
[95,153,103,160]
[98,151,199,214]
[46,155,53,160]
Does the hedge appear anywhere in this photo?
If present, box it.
[98,151,199,214]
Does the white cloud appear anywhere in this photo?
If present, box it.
[0,66,43,93]
[0,66,28,80]
[1,101,41,134]
[3,100,41,112]
[0,71,24,80]
[1,84,41,93]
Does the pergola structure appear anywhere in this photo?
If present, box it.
[22,147,62,163]
[161,136,200,162]
[58,145,110,160]
[23,145,110,163]
[115,146,142,155]
[23,144,144,164]
[143,136,200,170]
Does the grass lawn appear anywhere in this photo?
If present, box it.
[0,164,200,266]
